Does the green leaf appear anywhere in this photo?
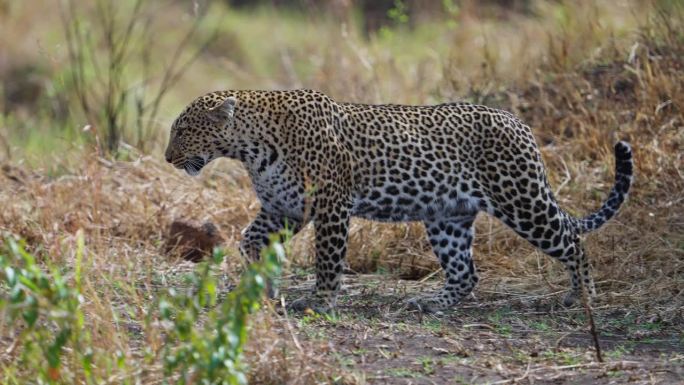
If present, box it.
[81,348,93,377]
[159,299,172,319]
[4,266,17,287]
[18,275,39,293]
[116,350,126,369]
[22,298,38,327]
[212,247,226,264]
[75,230,85,290]
[9,285,24,304]
[46,328,71,368]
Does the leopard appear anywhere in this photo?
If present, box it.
[164,89,633,313]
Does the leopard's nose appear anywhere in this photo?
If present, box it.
[165,154,172,163]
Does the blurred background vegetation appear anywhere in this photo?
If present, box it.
[0,0,670,163]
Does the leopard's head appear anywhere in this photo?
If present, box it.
[165,92,237,176]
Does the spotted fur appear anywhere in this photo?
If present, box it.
[165,89,633,313]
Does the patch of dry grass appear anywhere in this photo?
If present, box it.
[0,150,355,383]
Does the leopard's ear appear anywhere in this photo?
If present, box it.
[207,96,237,122]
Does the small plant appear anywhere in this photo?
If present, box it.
[387,367,421,378]
[541,350,583,366]
[487,309,513,337]
[298,309,339,328]
[442,0,460,29]
[423,319,443,334]
[530,321,551,332]
[378,0,410,40]
[156,230,290,385]
[58,0,219,154]
[606,345,630,360]
[351,348,368,357]
[0,230,290,384]
[387,0,409,24]
[418,356,435,375]
[0,233,95,383]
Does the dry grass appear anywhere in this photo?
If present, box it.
[0,148,353,383]
[1,0,683,383]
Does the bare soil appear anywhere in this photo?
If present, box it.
[277,274,683,384]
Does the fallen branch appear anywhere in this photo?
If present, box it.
[580,270,603,362]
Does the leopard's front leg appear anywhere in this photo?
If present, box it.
[240,209,303,298]
[288,185,350,314]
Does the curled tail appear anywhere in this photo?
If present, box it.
[574,141,633,234]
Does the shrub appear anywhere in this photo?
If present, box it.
[58,0,219,155]
[156,232,289,385]
[0,234,92,383]
[0,230,290,384]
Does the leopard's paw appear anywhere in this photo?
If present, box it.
[287,296,334,314]
[407,296,445,315]
[562,288,597,307]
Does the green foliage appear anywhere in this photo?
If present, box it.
[155,231,290,385]
[442,0,460,29]
[0,230,290,384]
[0,234,91,384]
[386,367,422,378]
[418,356,435,375]
[387,0,409,24]
[378,0,409,40]
[530,321,551,332]
[541,350,582,366]
[606,345,630,360]
[487,308,513,337]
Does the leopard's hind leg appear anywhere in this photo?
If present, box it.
[491,197,596,306]
[408,214,479,313]
[556,237,596,306]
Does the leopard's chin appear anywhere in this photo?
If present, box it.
[184,166,202,176]
[182,156,206,176]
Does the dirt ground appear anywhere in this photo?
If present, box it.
[275,274,683,384]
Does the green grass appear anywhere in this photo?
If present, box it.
[606,345,631,360]
[530,321,552,332]
[487,308,514,337]
[417,356,436,375]
[541,350,583,366]
[386,367,422,378]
